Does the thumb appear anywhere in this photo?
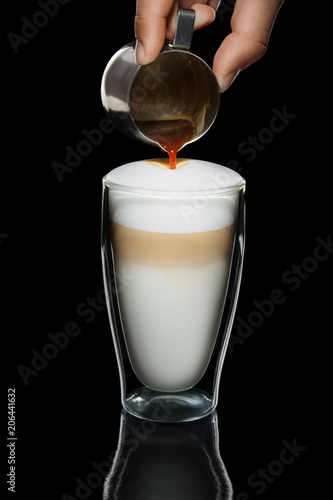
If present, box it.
[213,31,267,92]
[213,0,283,92]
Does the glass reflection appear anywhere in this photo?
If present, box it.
[104,410,233,499]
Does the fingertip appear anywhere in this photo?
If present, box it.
[166,4,216,40]
[135,40,145,65]
[134,13,166,65]
[193,4,216,31]
[135,39,156,65]
[216,70,240,93]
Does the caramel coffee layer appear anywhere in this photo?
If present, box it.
[145,158,189,169]
[111,222,235,268]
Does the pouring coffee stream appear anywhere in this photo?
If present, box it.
[135,119,195,168]
[101,8,220,167]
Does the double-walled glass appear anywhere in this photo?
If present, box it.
[101,161,245,422]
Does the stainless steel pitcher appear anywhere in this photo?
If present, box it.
[101,8,220,151]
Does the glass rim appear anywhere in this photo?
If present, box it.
[102,177,245,197]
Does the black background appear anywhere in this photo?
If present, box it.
[3,1,330,499]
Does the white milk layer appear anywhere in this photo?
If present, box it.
[118,260,230,392]
[105,160,244,392]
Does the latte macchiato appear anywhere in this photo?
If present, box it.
[104,159,243,392]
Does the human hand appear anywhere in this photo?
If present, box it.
[135,0,284,92]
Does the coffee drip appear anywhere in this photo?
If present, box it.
[135,118,195,168]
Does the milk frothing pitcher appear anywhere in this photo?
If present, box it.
[101,8,220,151]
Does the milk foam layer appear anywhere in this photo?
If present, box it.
[105,159,243,233]
[105,160,244,392]
[105,159,243,192]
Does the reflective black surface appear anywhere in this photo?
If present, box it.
[104,410,232,500]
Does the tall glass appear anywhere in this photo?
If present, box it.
[101,159,245,422]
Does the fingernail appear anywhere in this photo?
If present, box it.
[135,40,146,65]
[217,70,240,93]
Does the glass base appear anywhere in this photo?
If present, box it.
[124,387,215,423]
